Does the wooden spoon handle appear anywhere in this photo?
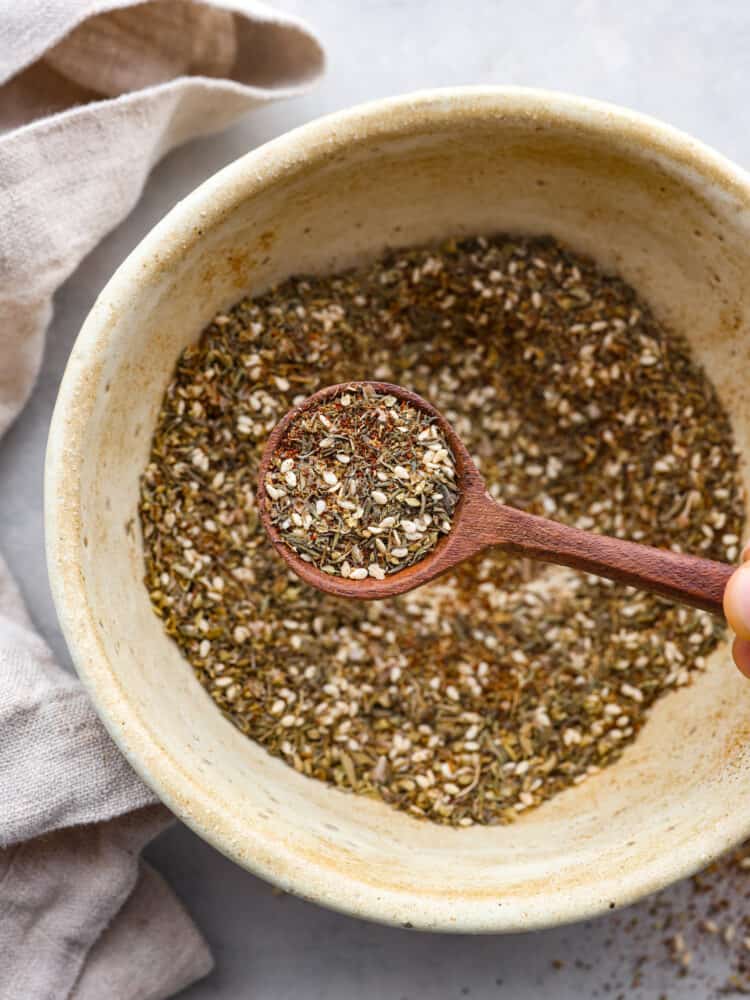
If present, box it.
[495,505,733,614]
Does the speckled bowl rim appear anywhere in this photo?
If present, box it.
[45,87,750,932]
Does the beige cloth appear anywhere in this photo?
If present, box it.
[0,3,323,998]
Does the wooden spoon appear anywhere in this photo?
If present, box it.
[258,381,734,611]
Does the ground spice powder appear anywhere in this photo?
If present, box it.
[139,235,744,827]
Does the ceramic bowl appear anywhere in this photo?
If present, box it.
[46,88,750,932]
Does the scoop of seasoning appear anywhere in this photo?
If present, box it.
[262,384,459,578]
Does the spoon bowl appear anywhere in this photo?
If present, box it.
[259,381,735,612]
[257,380,493,598]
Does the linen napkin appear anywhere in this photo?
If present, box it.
[0,2,323,997]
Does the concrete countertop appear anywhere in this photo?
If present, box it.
[3,2,749,996]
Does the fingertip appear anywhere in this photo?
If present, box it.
[733,636,750,679]
[725,564,750,642]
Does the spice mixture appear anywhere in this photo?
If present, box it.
[263,384,458,578]
[139,235,744,827]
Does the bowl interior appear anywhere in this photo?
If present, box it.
[48,91,750,930]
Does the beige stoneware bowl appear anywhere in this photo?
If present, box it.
[46,88,750,932]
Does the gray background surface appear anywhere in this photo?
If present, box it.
[3,2,750,997]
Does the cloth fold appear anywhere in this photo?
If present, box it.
[0,2,323,997]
